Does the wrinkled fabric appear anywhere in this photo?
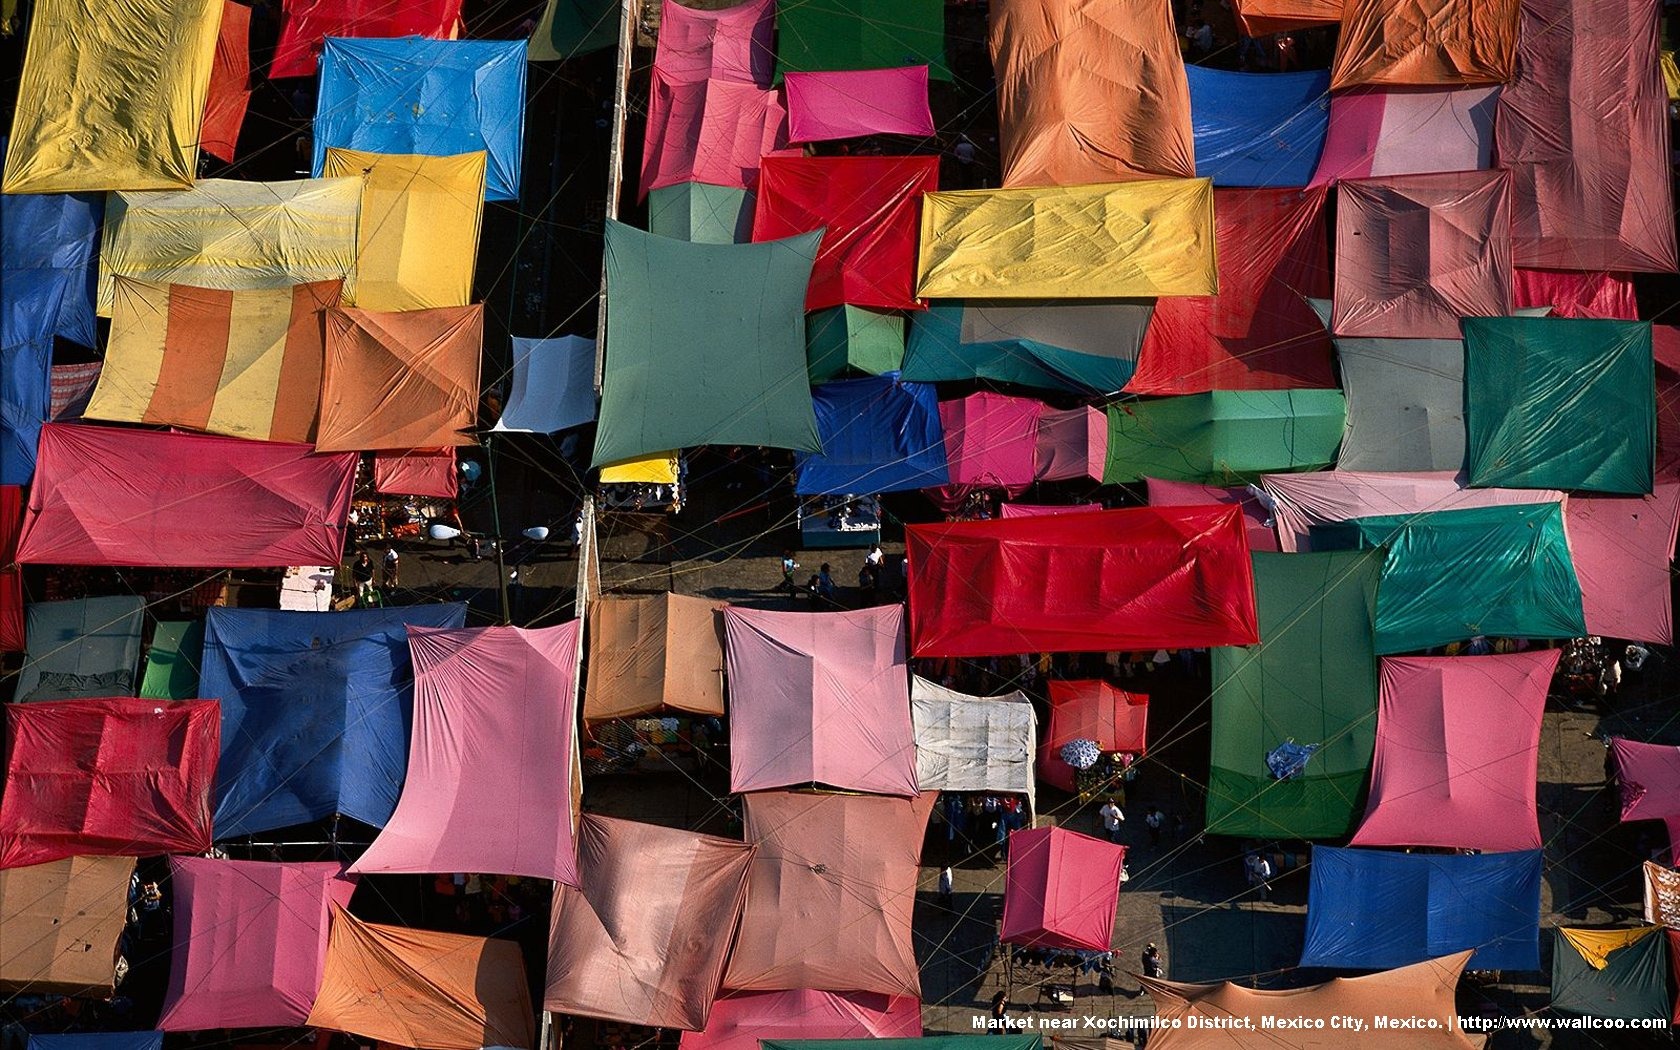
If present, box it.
[1,279,57,485]
[936,392,1042,501]
[773,0,949,80]
[1612,738,1680,826]
[140,620,202,701]
[317,305,483,452]
[640,70,788,199]
[902,299,1150,394]
[1330,0,1519,90]
[1186,67,1328,187]
[1552,926,1669,1021]
[584,593,727,721]
[16,595,144,702]
[600,453,680,484]
[0,487,22,651]
[373,449,458,498]
[1231,0,1341,35]
[0,855,131,996]
[680,990,922,1050]
[1311,86,1498,186]
[1001,827,1125,952]
[494,335,597,433]
[786,67,933,142]
[806,306,905,382]
[271,0,463,78]
[797,374,947,494]
[1566,486,1680,643]
[1039,679,1148,793]
[1513,269,1638,318]
[1146,477,1279,551]
[1035,406,1106,483]
[1658,327,1680,477]
[656,0,772,84]
[1105,391,1346,483]
[0,155,102,346]
[911,676,1035,808]
[202,0,251,163]
[1261,468,1563,552]
[1561,925,1657,970]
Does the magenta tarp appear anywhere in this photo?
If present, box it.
[679,990,922,1050]
[350,622,582,885]
[1034,406,1106,483]
[653,0,773,85]
[640,73,788,200]
[1513,269,1639,319]
[722,605,917,797]
[1038,679,1148,793]
[998,503,1102,518]
[1261,470,1564,552]
[1000,826,1126,951]
[1566,485,1680,644]
[1352,651,1558,852]
[937,392,1043,504]
[1310,86,1498,186]
[1146,477,1280,552]
[158,858,355,1031]
[785,67,934,142]
[1613,738,1680,834]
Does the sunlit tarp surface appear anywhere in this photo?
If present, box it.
[1231,0,1340,35]
[1611,738,1680,826]
[1312,86,1497,186]
[910,676,1035,807]
[902,299,1150,394]
[1552,927,1670,1021]
[1330,0,1519,91]
[1039,679,1148,793]
[650,183,756,245]
[1185,67,1328,187]
[584,593,726,721]
[317,304,483,452]
[1000,827,1124,952]
[786,67,932,142]
[937,392,1040,497]
[1,277,55,485]
[272,0,464,78]
[1104,391,1345,483]
[1567,486,1680,644]
[640,73,787,199]
[17,595,143,702]
[681,990,922,1050]
[1261,469,1563,552]
[807,306,904,381]
[372,448,458,499]
[774,0,949,80]
[494,335,597,433]
[798,375,947,495]
[0,855,131,996]
[201,0,250,163]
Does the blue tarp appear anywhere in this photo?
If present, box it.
[31,1035,164,1050]
[1301,846,1543,971]
[796,373,948,495]
[201,603,468,837]
[311,37,528,201]
[1186,66,1329,187]
[1,275,64,485]
[0,139,102,349]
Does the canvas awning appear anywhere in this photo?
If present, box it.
[1039,679,1148,794]
[797,375,948,495]
[902,299,1150,395]
[1260,469,1563,552]
[1231,0,1341,35]
[910,676,1036,809]
[140,620,202,701]
[1034,407,1106,484]
[585,593,726,721]
[1311,86,1498,186]
[639,71,787,199]
[1185,67,1329,188]
[0,855,132,996]
[651,182,757,245]
[373,449,459,499]
[1513,269,1637,319]
[1612,738,1680,829]
[806,306,905,382]
[494,336,598,433]
[1000,827,1125,952]
[773,0,948,80]
[201,0,250,163]
[679,990,922,1050]
[0,166,101,347]
[317,305,484,452]
[937,392,1042,497]
[16,595,144,702]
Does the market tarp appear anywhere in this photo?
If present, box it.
[594,221,821,465]
[1261,469,1564,552]
[1566,486,1680,643]
[1330,0,1519,91]
[1,0,220,193]
[1660,326,1680,477]
[271,0,463,78]
[1552,927,1670,1021]
[991,0,1193,187]
[0,855,132,996]
[1332,170,1514,339]
[313,38,526,202]
[1231,0,1341,35]
[30,1033,160,1050]
[773,0,949,80]
[16,595,144,702]
[373,449,458,499]
[0,697,218,868]
[0,168,102,346]
[1128,187,1332,393]
[1104,391,1346,483]
[1353,651,1557,851]
[350,622,583,885]
[1645,861,1680,926]
[917,180,1216,299]
[1039,679,1149,794]
[723,605,917,797]
[15,424,358,568]
[654,0,772,84]
[202,0,250,163]
[97,178,361,316]
[1513,269,1638,319]
[0,487,22,651]
[307,907,534,1050]
[584,594,726,721]
[901,299,1150,394]
[545,815,755,1030]
[321,148,485,311]
[680,990,922,1050]
[905,506,1259,657]
[49,362,101,421]
[1185,67,1329,188]
[1311,86,1498,186]
[910,676,1035,808]
[528,0,619,60]
[997,502,1102,519]
[140,621,202,701]
[158,858,355,1031]
[651,183,756,245]
[639,71,787,198]
[87,276,341,444]
[1035,407,1106,483]
[316,304,483,452]
[2,275,55,485]
[1146,478,1279,552]
[495,335,597,432]
[797,375,948,495]
[936,392,1041,498]
[1496,0,1677,272]
[1612,739,1680,843]
[1000,827,1125,952]
[786,67,933,142]
[723,790,936,997]
[1300,846,1542,970]
[1463,316,1655,494]
[753,155,939,311]
[200,604,468,836]
[1207,550,1381,839]
[601,454,680,485]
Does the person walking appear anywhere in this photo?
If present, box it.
[778,550,799,594]
[988,990,1011,1033]
[938,865,954,908]
[1099,797,1126,844]
[351,550,376,605]
[381,546,400,591]
[1141,942,1164,978]
[1145,806,1164,847]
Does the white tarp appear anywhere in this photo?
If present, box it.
[910,675,1036,813]
[493,335,597,433]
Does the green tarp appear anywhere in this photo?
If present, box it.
[16,596,146,702]
[140,620,202,700]
[527,0,619,61]
[1316,503,1586,655]
[774,0,950,81]
[592,220,824,466]
[902,300,1149,395]
[647,183,754,245]
[1104,390,1345,484]
[806,306,904,382]
[1464,316,1655,494]
[1551,928,1670,1021]
[1207,551,1382,839]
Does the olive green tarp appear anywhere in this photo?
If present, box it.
[773,0,950,81]
[1551,927,1670,1022]
[527,0,618,61]
[1104,390,1345,484]
[140,620,202,700]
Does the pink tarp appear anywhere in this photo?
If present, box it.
[640,73,788,200]
[722,605,917,797]
[1000,826,1126,951]
[999,503,1102,518]
[680,990,922,1050]
[158,858,355,1031]
[1352,651,1558,852]
[1034,406,1106,483]
[1038,679,1148,793]
[785,67,934,142]
[1332,170,1514,339]
[1566,485,1680,644]
[653,0,773,85]
[1146,477,1279,552]
[1613,739,1680,861]
[1513,269,1639,319]
[1310,87,1498,186]
[350,622,582,885]
[1260,471,1564,552]
[373,449,458,499]
[936,392,1043,507]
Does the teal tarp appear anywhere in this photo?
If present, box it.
[1551,928,1671,1021]
[140,620,202,700]
[1105,390,1345,483]
[903,300,1149,394]
[17,596,145,701]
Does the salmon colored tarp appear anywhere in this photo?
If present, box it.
[905,506,1260,658]
[723,790,936,998]
[545,815,754,1030]
[271,0,464,79]
[1145,477,1279,552]
[1260,470,1563,552]
[1233,0,1341,36]
[1034,406,1107,483]
[1332,170,1514,339]
[373,449,459,499]
[654,0,773,85]
[640,69,788,200]
[1038,680,1148,793]
[785,67,934,142]
[1497,0,1677,273]
[316,305,483,452]
[1000,826,1126,951]
[0,698,219,868]
[1309,86,1499,186]
[16,424,357,568]
[306,906,534,1050]
[680,990,922,1050]
[1513,269,1639,319]
[723,605,918,797]
[1330,0,1519,91]
[1128,187,1332,393]
[936,392,1043,506]
[350,622,582,885]
[991,0,1194,188]
[584,593,727,721]
[0,855,133,997]
[998,503,1102,518]
[0,486,22,651]
[202,0,251,163]
[1566,486,1680,644]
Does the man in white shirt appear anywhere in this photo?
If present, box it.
[1099,798,1125,843]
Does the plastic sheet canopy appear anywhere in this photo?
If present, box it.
[584,593,726,721]
[271,0,464,78]
[1038,680,1148,794]
[1207,551,1381,839]
[201,0,251,163]
[1552,927,1670,1022]
[1000,827,1125,952]
[1231,0,1341,35]
[494,335,597,433]
[1567,486,1680,644]
[0,698,218,868]
[640,72,787,199]
[654,0,773,84]
[0,855,132,996]
[1513,269,1638,320]
[351,622,582,885]
[991,0,1193,188]
[373,449,458,499]
[528,0,619,61]
[905,506,1259,658]
[680,991,922,1050]
[797,375,948,495]
[1260,468,1564,552]
[1311,86,1498,186]
[592,221,822,466]
[200,604,468,837]
[785,67,933,142]
[0,488,23,652]
[158,858,355,1031]
[1035,407,1106,484]
[546,815,754,1030]
[723,790,936,997]
[1145,478,1278,552]
[1612,738,1680,834]
[910,676,1036,806]
[0,168,102,347]
[15,425,357,568]
[937,392,1041,497]
[773,0,949,80]
[16,595,144,702]
[916,180,1217,299]
[1300,846,1542,970]
[723,605,917,797]
[902,299,1150,394]
[651,183,757,245]
[1185,67,1329,188]
[1104,391,1346,484]
[316,305,483,452]
[1,0,220,193]
[313,38,527,202]
[1329,0,1519,91]
[2,271,56,485]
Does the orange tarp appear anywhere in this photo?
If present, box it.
[1233,0,1341,35]
[583,593,727,721]
[0,855,132,996]
[316,305,483,452]
[202,0,251,163]
[1331,0,1520,91]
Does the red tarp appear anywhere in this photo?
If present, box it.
[1128,187,1333,393]
[1566,486,1680,644]
[1145,477,1280,552]
[0,698,219,868]
[202,0,251,163]
[15,424,357,568]
[270,0,464,79]
[373,449,459,498]
[1512,269,1639,319]
[680,990,922,1050]
[905,505,1259,657]
[1038,679,1148,793]
[0,486,22,651]
[1000,826,1126,951]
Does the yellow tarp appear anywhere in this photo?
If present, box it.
[1663,51,1680,103]
[1559,926,1659,970]
[599,453,679,484]
[2,0,222,193]
[321,149,485,312]
[916,179,1218,299]
[97,178,362,316]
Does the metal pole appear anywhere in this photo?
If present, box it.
[594,0,638,394]
[486,433,512,625]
